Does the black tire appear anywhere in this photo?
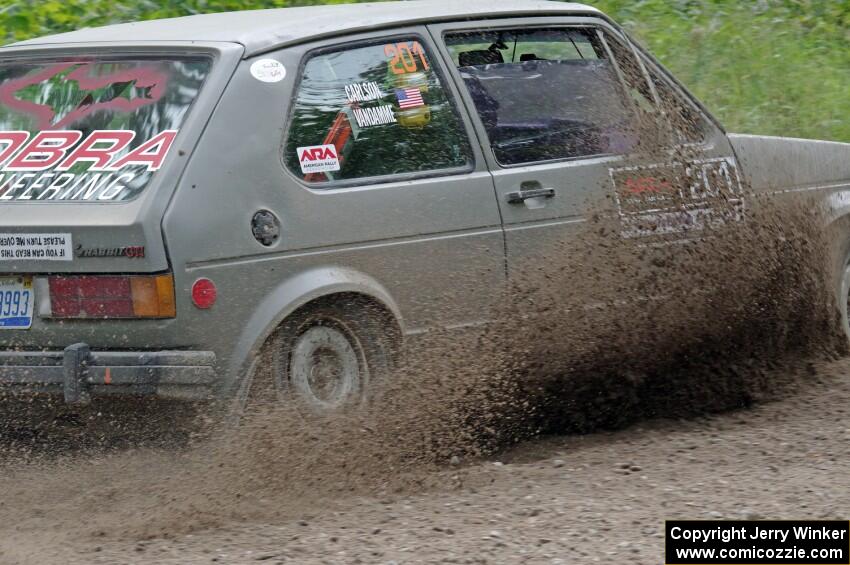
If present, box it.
[243,300,393,416]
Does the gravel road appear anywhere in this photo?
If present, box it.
[0,354,847,565]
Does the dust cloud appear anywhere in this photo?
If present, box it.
[0,181,843,559]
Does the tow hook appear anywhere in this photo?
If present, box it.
[63,343,91,405]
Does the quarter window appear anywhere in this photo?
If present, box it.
[648,65,710,145]
[285,38,472,184]
[445,28,639,166]
[604,34,710,145]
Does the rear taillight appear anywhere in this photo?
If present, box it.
[40,274,176,319]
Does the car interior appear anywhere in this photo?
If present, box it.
[450,30,636,164]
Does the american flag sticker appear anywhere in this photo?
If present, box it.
[395,87,425,109]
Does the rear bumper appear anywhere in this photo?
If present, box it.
[0,344,217,403]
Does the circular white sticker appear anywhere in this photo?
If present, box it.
[250,59,286,83]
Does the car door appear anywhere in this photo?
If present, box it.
[428,17,745,287]
[279,29,510,332]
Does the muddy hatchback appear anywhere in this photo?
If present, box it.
[0,0,848,412]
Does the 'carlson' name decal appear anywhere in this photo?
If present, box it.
[0,129,177,202]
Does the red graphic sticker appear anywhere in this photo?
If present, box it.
[0,63,168,130]
[622,176,672,196]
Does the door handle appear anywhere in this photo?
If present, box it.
[506,186,556,204]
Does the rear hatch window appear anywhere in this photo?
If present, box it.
[0,56,211,202]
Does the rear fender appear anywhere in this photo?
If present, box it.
[224,266,404,395]
[729,133,850,279]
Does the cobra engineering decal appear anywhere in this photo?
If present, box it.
[610,157,745,238]
[0,129,177,201]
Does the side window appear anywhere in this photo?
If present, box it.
[444,28,640,166]
[285,38,472,184]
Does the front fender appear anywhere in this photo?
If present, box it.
[223,266,404,394]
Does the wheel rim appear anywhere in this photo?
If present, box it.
[288,325,363,411]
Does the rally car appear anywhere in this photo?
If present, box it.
[0,0,847,411]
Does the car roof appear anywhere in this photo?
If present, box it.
[5,0,603,58]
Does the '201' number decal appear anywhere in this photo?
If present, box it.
[385,42,430,75]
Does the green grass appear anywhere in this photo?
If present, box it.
[594,0,850,142]
[2,0,848,142]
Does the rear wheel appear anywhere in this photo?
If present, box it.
[243,301,394,416]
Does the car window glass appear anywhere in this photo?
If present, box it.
[600,33,657,116]
[0,57,211,202]
[444,28,639,166]
[285,38,472,184]
[605,32,710,146]
[647,65,710,145]
[600,32,681,150]
[445,29,598,64]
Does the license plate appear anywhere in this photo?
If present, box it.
[0,277,33,329]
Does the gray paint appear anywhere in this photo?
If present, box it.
[4,1,600,57]
[0,42,244,274]
[729,134,850,192]
[729,133,850,240]
[163,27,506,393]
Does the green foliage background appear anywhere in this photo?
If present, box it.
[1,0,847,141]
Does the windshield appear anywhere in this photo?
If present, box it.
[0,56,211,202]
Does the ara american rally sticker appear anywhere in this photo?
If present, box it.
[297,144,340,175]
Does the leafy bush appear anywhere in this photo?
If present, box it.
[0,0,377,43]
